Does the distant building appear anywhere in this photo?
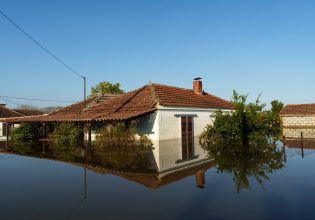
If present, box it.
[0,105,45,141]
[0,104,24,141]
[13,109,44,116]
[280,104,315,139]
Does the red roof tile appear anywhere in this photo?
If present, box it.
[280,104,315,116]
[152,83,232,109]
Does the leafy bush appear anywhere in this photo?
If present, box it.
[95,123,153,150]
[200,91,283,149]
[51,122,83,146]
[13,122,42,144]
[199,91,285,192]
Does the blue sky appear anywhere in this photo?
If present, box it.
[1,0,315,108]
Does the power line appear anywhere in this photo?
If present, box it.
[0,95,77,103]
[0,9,87,101]
[0,97,22,106]
[0,10,85,79]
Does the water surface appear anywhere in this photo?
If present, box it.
[0,140,315,220]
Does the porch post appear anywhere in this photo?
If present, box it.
[87,122,92,145]
[42,122,47,140]
[5,123,8,148]
[84,122,92,146]
[10,124,14,143]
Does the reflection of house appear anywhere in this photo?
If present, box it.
[4,139,215,189]
[283,139,315,149]
[280,104,315,138]
[2,79,232,164]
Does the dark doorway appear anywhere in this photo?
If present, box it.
[181,117,194,160]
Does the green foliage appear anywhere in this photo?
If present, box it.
[200,91,282,148]
[90,81,124,97]
[199,91,285,192]
[13,122,42,144]
[95,123,153,150]
[271,100,284,114]
[51,122,83,146]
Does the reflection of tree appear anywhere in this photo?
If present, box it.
[204,143,285,192]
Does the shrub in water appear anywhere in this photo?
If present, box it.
[52,122,83,146]
[95,123,153,150]
[13,122,42,144]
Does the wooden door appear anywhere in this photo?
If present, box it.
[181,117,194,160]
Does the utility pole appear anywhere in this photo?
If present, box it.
[83,77,86,101]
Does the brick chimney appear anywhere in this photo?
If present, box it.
[193,77,202,95]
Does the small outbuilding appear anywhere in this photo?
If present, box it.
[280,104,315,139]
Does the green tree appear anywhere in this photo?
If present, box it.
[199,91,283,148]
[271,100,284,114]
[90,81,124,97]
[199,91,285,192]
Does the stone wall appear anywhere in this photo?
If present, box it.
[282,115,315,138]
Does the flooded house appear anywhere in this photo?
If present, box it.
[280,104,315,139]
[0,105,45,142]
[1,79,232,171]
[0,104,24,141]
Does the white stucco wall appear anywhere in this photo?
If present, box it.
[133,106,231,171]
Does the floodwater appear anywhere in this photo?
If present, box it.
[0,139,315,220]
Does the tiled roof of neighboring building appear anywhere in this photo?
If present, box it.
[280,104,315,116]
[2,83,232,122]
[0,105,24,118]
[13,109,45,116]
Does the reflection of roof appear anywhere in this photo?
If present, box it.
[281,104,315,116]
[3,83,232,122]
[284,139,315,149]
[13,109,44,116]
[0,105,24,118]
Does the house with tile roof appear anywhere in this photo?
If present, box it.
[280,104,315,139]
[2,79,232,166]
[0,104,24,141]
[0,105,46,141]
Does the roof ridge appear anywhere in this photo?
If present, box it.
[149,83,160,106]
